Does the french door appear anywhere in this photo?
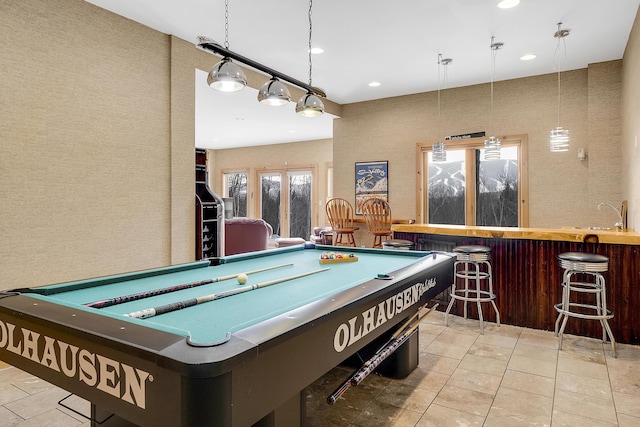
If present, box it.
[259,168,315,239]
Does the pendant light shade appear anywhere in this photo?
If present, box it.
[258,78,291,106]
[484,136,501,159]
[207,57,247,92]
[432,141,447,162]
[550,127,570,151]
[296,92,325,117]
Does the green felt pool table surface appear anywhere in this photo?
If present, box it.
[23,245,440,345]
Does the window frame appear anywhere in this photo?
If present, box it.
[256,165,318,238]
[221,169,250,217]
[416,134,529,227]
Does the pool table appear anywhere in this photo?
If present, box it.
[0,245,454,426]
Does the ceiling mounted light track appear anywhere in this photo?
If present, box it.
[198,37,326,100]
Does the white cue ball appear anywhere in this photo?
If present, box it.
[237,273,248,284]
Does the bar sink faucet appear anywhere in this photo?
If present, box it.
[597,202,624,231]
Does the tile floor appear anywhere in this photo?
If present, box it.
[0,312,639,426]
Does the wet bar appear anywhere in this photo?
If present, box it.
[392,224,640,345]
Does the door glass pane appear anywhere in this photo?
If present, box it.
[288,171,312,239]
[260,173,281,237]
[223,172,247,217]
[428,150,466,225]
[476,146,519,227]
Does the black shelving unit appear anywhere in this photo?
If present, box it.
[196,149,224,259]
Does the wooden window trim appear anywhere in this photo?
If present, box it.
[416,134,529,227]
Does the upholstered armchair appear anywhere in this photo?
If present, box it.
[224,218,273,256]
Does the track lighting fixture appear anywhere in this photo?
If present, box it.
[198,0,325,117]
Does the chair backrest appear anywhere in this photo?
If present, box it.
[325,198,355,230]
[361,198,392,233]
[224,217,273,256]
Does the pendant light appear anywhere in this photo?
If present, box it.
[432,54,452,163]
[550,23,570,152]
[258,77,291,106]
[207,0,247,92]
[484,37,503,160]
[296,0,325,117]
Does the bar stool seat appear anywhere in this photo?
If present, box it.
[382,239,414,250]
[554,252,616,357]
[445,245,500,334]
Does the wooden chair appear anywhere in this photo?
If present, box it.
[361,198,393,248]
[325,198,359,247]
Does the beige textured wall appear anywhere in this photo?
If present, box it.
[622,9,640,231]
[0,0,195,288]
[333,63,623,232]
[209,139,333,227]
[0,0,635,291]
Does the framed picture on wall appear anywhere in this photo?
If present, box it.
[355,161,388,215]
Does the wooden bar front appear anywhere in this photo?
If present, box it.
[392,225,640,345]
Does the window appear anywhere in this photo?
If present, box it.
[222,171,248,217]
[259,167,316,239]
[419,135,528,227]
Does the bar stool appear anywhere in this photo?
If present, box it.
[554,252,616,357]
[445,245,500,334]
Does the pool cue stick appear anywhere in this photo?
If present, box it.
[124,267,330,319]
[327,303,437,404]
[349,304,438,386]
[84,263,293,309]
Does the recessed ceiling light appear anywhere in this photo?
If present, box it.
[289,130,297,133]
[497,0,520,9]
[310,47,324,54]
[368,81,381,87]
[520,54,537,61]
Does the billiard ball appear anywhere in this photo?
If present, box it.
[237,273,248,284]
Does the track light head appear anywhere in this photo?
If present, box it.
[258,78,292,106]
[207,58,247,92]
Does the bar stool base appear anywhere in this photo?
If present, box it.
[554,252,616,358]
[444,245,500,335]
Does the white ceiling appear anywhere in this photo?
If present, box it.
[86,0,640,149]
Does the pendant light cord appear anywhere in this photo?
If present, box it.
[554,23,569,128]
[437,54,451,142]
[224,0,230,49]
[437,54,442,142]
[490,37,501,136]
[307,0,314,86]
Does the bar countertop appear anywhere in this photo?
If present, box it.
[391,224,640,245]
